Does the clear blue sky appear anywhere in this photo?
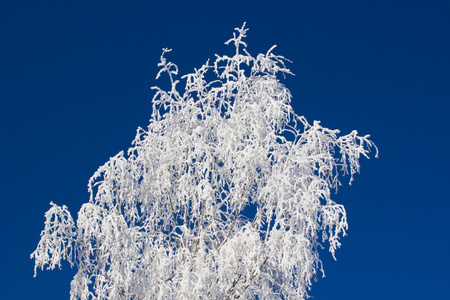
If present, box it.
[1,1,449,299]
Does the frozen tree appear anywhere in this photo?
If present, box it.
[31,24,377,299]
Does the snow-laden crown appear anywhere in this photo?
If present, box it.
[32,23,377,299]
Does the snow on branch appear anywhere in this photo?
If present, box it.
[31,202,75,277]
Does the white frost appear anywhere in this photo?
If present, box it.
[32,23,377,299]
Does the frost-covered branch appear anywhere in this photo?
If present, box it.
[31,202,75,277]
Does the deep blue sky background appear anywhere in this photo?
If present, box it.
[1,1,449,299]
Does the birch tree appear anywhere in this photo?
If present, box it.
[31,24,377,299]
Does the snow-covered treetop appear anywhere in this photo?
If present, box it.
[32,23,377,299]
